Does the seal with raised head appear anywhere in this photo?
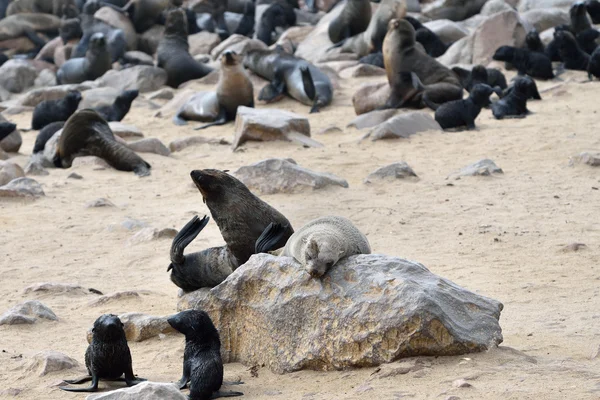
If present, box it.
[491,77,531,119]
[328,0,371,45]
[157,8,213,88]
[33,121,64,154]
[60,314,146,392]
[428,84,496,130]
[31,90,82,130]
[256,2,295,45]
[256,215,371,278]
[492,45,554,80]
[586,0,600,23]
[570,2,592,34]
[554,29,590,71]
[168,310,243,400]
[380,18,463,109]
[525,29,545,53]
[244,48,333,112]
[94,89,139,122]
[502,75,541,100]
[57,32,112,84]
[53,109,152,176]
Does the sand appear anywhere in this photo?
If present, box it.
[1,68,600,400]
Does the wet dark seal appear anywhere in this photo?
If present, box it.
[491,77,531,120]
[554,29,590,71]
[33,121,64,153]
[60,314,146,392]
[94,89,139,122]
[502,75,541,100]
[328,0,372,45]
[54,109,152,177]
[570,2,592,34]
[492,45,554,80]
[31,90,82,130]
[428,83,496,130]
[57,32,112,84]
[525,29,545,53]
[586,0,600,23]
[256,2,295,45]
[157,8,213,88]
[168,310,243,400]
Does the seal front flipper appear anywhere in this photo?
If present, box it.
[211,390,244,398]
[255,222,288,254]
[59,374,99,392]
[301,66,316,102]
[169,215,210,268]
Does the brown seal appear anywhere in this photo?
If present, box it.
[53,109,151,177]
[328,0,372,45]
[381,18,462,109]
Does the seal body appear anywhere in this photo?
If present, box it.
[256,2,295,45]
[57,32,112,84]
[328,0,371,44]
[491,77,530,119]
[589,46,600,79]
[33,121,64,153]
[492,45,554,80]
[94,89,139,122]
[31,91,81,130]
[60,314,145,392]
[525,29,545,53]
[451,65,506,106]
[570,2,592,34]
[586,0,600,23]
[431,84,496,130]
[0,122,17,143]
[54,109,151,176]
[554,29,590,71]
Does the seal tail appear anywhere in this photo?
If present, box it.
[255,222,288,254]
[211,390,244,399]
[169,215,210,267]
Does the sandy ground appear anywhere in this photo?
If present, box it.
[1,67,600,400]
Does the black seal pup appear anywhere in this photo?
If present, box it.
[415,27,448,57]
[31,90,81,130]
[0,122,17,143]
[525,29,545,53]
[586,0,600,23]
[57,32,112,84]
[359,51,384,68]
[502,75,541,100]
[60,314,146,392]
[428,84,496,130]
[570,2,592,34]
[588,46,600,79]
[554,29,590,70]
[33,121,64,154]
[256,2,295,45]
[492,45,554,80]
[94,89,139,122]
[327,0,371,45]
[491,77,531,119]
[54,109,151,177]
[167,310,243,400]
[157,8,213,88]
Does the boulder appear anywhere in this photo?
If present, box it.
[295,2,345,63]
[86,382,186,400]
[0,300,57,325]
[364,162,419,183]
[232,106,322,149]
[189,31,221,56]
[352,81,391,115]
[0,148,8,160]
[0,59,38,93]
[178,254,504,373]
[233,158,349,194]
[94,7,137,51]
[18,83,96,107]
[210,34,267,60]
[118,313,176,342]
[480,0,514,16]
[423,19,469,43]
[449,159,504,178]
[108,122,144,139]
[0,161,25,186]
[23,282,97,296]
[423,0,489,21]
[521,8,569,32]
[517,0,574,12]
[79,87,121,109]
[34,69,57,88]
[26,351,79,376]
[137,25,164,55]
[127,138,170,156]
[0,177,45,199]
[362,112,441,141]
[0,129,22,153]
[98,66,167,93]
[24,161,49,176]
[347,109,402,130]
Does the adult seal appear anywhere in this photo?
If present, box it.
[168,310,243,400]
[157,8,213,88]
[57,32,112,84]
[244,48,333,112]
[60,314,146,392]
[328,0,372,45]
[53,109,152,177]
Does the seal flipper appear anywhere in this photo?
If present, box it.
[59,373,99,392]
[63,375,93,385]
[169,215,210,268]
[211,391,244,399]
[301,66,316,101]
[255,222,288,254]
[194,108,228,130]
[259,80,286,103]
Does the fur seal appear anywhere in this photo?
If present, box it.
[491,77,531,119]
[381,18,462,109]
[492,46,554,80]
[0,122,17,143]
[404,16,449,57]
[570,2,592,34]
[57,32,112,84]
[256,215,371,278]
[172,92,221,126]
[194,51,254,130]
[94,89,139,122]
[589,46,600,79]
[54,109,152,176]
[328,0,371,45]
[157,8,213,88]
[33,121,64,153]
[244,48,333,112]
[502,75,541,101]
[428,84,496,130]
[256,2,295,45]
[31,90,82,130]
[232,1,256,37]
[60,314,146,392]
[109,0,169,33]
[586,0,600,23]
[167,310,243,400]
[525,29,545,53]
[359,51,384,68]
[554,29,590,70]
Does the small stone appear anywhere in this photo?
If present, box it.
[452,379,472,388]
[147,88,174,101]
[108,122,144,139]
[0,300,58,325]
[85,382,187,400]
[26,351,79,376]
[449,159,503,179]
[364,162,418,184]
[377,360,422,378]
[118,313,176,342]
[0,161,25,186]
[128,227,178,244]
[169,136,229,152]
[574,152,600,167]
[67,173,83,180]
[85,198,116,208]
[0,177,45,198]
[23,282,96,297]
[317,125,342,134]
[362,112,442,141]
[127,138,170,156]
[561,243,587,252]
[24,160,49,176]
[88,291,141,307]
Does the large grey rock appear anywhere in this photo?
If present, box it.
[86,382,186,400]
[518,0,574,12]
[18,83,96,107]
[423,19,469,43]
[364,162,418,183]
[0,300,57,325]
[0,177,45,198]
[449,159,504,178]
[423,0,489,21]
[362,112,441,141]
[347,109,402,130]
[295,2,345,63]
[23,282,97,297]
[233,106,322,149]
[108,122,144,139]
[178,254,504,373]
[127,138,170,156]
[79,87,120,109]
[0,60,38,93]
[26,351,79,376]
[210,34,267,60]
[118,313,176,342]
[189,31,221,56]
[98,66,167,93]
[234,158,348,194]
[0,161,24,186]
[352,81,391,115]
[521,8,569,32]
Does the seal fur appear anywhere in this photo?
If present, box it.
[57,32,112,84]
[94,89,139,122]
[492,45,554,80]
[31,90,82,130]
[429,84,496,130]
[491,77,531,119]
[328,0,372,45]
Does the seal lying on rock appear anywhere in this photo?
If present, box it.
[256,215,371,278]
[31,90,82,130]
[491,77,531,120]
[94,89,139,122]
[428,84,496,130]
[60,314,146,392]
[54,109,152,176]
[167,310,243,400]
[492,46,554,80]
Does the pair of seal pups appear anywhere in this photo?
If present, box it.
[492,46,554,80]
[31,90,82,130]
[244,48,333,112]
[54,109,152,176]
[94,89,139,122]
[58,32,112,84]
[452,65,508,92]
[256,216,371,278]
[60,314,146,392]
[157,8,213,88]
[168,169,294,292]
[428,84,497,130]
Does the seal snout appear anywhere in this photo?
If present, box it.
[223,50,238,65]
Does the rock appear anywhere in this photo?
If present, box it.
[128,227,178,244]
[275,26,314,48]
[210,34,267,60]
[117,218,147,231]
[108,122,144,139]
[189,31,221,56]
[18,83,96,107]
[0,148,8,160]
[0,177,45,198]
[148,88,174,101]
[362,112,441,141]
[232,106,322,150]
[34,69,57,88]
[521,8,569,32]
[0,161,25,186]
[118,313,176,342]
[480,0,514,16]
[137,25,164,55]
[94,7,137,51]
[178,254,504,373]
[233,158,348,194]
[340,64,386,79]
[23,282,96,296]
[317,125,343,134]
[423,0,488,21]
[123,51,154,66]
[517,0,574,12]
[0,300,58,325]
[352,82,391,115]
[0,129,22,153]
[168,135,230,152]
[26,351,79,376]
[79,87,120,109]
[316,60,359,74]
[376,360,423,378]
[445,396,461,400]
[68,172,83,180]
[449,159,503,179]
[71,156,111,169]
[561,243,587,252]
[98,66,167,93]
[452,379,473,388]
[24,160,49,176]
[88,291,141,307]
[295,2,345,63]
[86,382,186,400]
[347,109,402,130]
[424,19,469,43]
[86,198,116,208]
[573,152,600,167]
[0,59,38,93]
[127,138,170,156]
[2,105,33,115]
[364,162,418,183]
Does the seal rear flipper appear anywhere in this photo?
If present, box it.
[194,109,228,130]
[255,222,288,254]
[170,215,210,266]
[63,375,93,385]
[258,81,286,103]
[211,390,244,399]
[60,374,99,392]
[300,66,316,102]
[309,99,320,113]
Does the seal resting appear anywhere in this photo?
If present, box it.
[94,89,139,122]
[57,32,112,84]
[328,0,372,45]
[31,90,82,130]
[554,29,590,71]
[60,314,146,392]
[256,215,371,278]
[428,84,496,130]
[588,46,600,79]
[54,109,152,176]
[492,46,554,80]
[586,0,600,23]
[525,29,545,53]
[33,121,64,153]
[244,48,333,112]
[167,310,244,400]
[157,8,213,88]
[491,77,531,119]
[0,122,17,143]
